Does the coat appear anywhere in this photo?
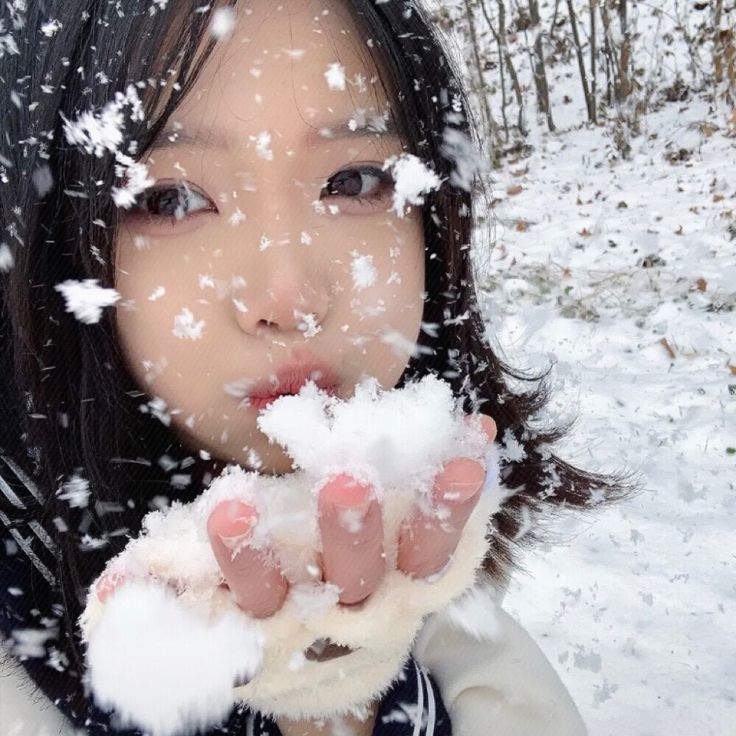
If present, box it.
[1,579,587,736]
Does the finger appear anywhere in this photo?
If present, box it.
[397,457,485,579]
[207,500,288,619]
[318,474,385,605]
[96,571,130,604]
[464,412,497,444]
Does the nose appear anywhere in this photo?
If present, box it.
[234,246,330,338]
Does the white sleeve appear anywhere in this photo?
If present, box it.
[0,642,78,736]
[412,585,588,736]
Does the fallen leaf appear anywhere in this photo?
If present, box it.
[660,338,676,360]
[617,200,628,209]
[727,108,736,137]
[728,362,736,376]
[515,219,528,232]
[696,277,708,292]
[507,184,523,196]
[510,166,528,178]
[714,193,725,202]
[579,227,593,237]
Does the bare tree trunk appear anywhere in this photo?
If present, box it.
[713,0,735,105]
[599,2,616,105]
[598,0,613,107]
[479,0,527,137]
[527,0,556,131]
[566,0,596,123]
[590,0,597,117]
[462,0,502,165]
[714,0,725,84]
[550,0,561,34]
[617,0,632,102]
[497,34,510,140]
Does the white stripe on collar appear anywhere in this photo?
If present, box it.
[420,665,436,735]
[412,660,425,736]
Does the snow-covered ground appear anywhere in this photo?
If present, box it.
[467,4,736,732]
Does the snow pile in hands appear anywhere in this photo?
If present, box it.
[80,375,500,733]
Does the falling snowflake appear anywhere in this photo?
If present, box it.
[324,62,346,91]
[60,84,154,208]
[198,273,215,290]
[380,329,433,358]
[9,628,58,658]
[294,310,322,338]
[210,7,235,39]
[440,127,487,192]
[40,19,62,37]
[228,207,246,225]
[0,243,14,272]
[32,164,54,197]
[251,131,272,160]
[383,154,443,218]
[54,279,121,324]
[172,307,205,340]
[139,396,174,426]
[350,252,377,290]
[56,472,91,509]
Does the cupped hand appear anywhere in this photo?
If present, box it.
[207,413,497,618]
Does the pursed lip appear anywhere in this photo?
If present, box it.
[245,361,339,409]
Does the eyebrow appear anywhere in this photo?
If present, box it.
[150,118,400,151]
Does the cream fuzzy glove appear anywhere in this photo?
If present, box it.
[79,376,500,734]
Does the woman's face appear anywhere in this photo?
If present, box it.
[114,0,425,475]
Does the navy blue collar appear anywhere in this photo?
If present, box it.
[249,656,452,736]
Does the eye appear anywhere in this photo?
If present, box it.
[320,165,394,208]
[125,179,218,224]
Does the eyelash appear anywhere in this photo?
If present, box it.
[125,165,394,225]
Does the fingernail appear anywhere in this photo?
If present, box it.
[335,500,370,534]
[437,458,485,503]
[479,414,497,443]
[441,479,483,504]
[217,501,255,550]
[333,496,373,533]
[321,475,374,530]
[218,529,253,551]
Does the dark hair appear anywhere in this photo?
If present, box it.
[0,0,639,711]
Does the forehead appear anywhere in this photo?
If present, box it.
[156,0,395,153]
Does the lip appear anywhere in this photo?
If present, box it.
[245,361,339,410]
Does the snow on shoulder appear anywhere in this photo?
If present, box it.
[79,375,501,732]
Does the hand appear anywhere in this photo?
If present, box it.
[207,414,497,618]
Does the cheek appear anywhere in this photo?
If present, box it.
[345,219,425,318]
[114,237,211,385]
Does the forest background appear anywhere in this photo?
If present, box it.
[432,1,735,733]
